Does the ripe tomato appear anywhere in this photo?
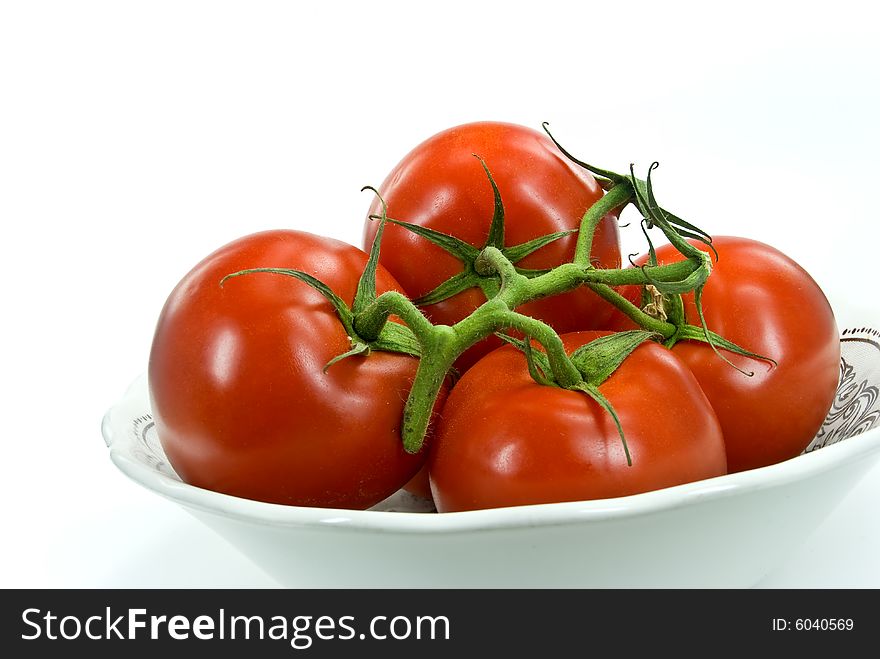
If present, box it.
[609,236,840,473]
[429,332,727,512]
[148,230,428,508]
[363,121,621,371]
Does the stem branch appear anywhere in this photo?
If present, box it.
[354,291,434,343]
[574,183,633,266]
[494,312,582,387]
[585,283,677,337]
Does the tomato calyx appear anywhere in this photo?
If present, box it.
[218,265,422,369]
[220,190,423,370]
[367,155,578,306]
[569,330,662,385]
[497,329,660,466]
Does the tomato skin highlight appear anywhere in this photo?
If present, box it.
[429,332,728,512]
[363,121,621,371]
[609,236,840,473]
[148,230,427,509]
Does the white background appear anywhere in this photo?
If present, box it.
[1,1,879,587]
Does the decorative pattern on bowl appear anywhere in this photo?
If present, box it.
[807,328,880,451]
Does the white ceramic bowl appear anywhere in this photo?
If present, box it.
[102,311,880,588]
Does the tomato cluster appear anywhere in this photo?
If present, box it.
[148,122,840,513]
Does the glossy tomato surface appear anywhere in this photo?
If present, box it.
[148,230,426,508]
[363,121,621,370]
[429,332,727,512]
[609,236,840,472]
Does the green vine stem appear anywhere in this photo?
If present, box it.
[354,291,435,344]
[573,183,632,267]
[585,283,677,337]
[354,241,713,453]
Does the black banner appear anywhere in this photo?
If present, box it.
[1,589,873,656]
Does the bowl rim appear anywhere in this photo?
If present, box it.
[103,376,880,534]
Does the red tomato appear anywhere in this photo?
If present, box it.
[609,236,840,473]
[429,332,727,512]
[148,230,428,509]
[363,121,621,371]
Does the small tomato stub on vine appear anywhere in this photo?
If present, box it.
[148,230,430,509]
[607,236,840,473]
[428,331,727,512]
[363,121,622,372]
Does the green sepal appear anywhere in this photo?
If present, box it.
[220,267,356,337]
[637,218,659,267]
[323,342,370,372]
[569,330,659,386]
[541,122,628,187]
[644,163,713,248]
[569,382,632,467]
[411,270,479,307]
[633,161,712,246]
[377,217,479,262]
[675,323,776,368]
[325,321,424,372]
[689,285,764,377]
[495,332,556,387]
[404,226,575,306]
[372,321,423,357]
[496,330,633,466]
[522,338,555,387]
[502,229,577,264]
[474,154,506,249]
[353,186,388,314]
[221,264,423,363]
[630,164,712,264]
[638,264,710,295]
